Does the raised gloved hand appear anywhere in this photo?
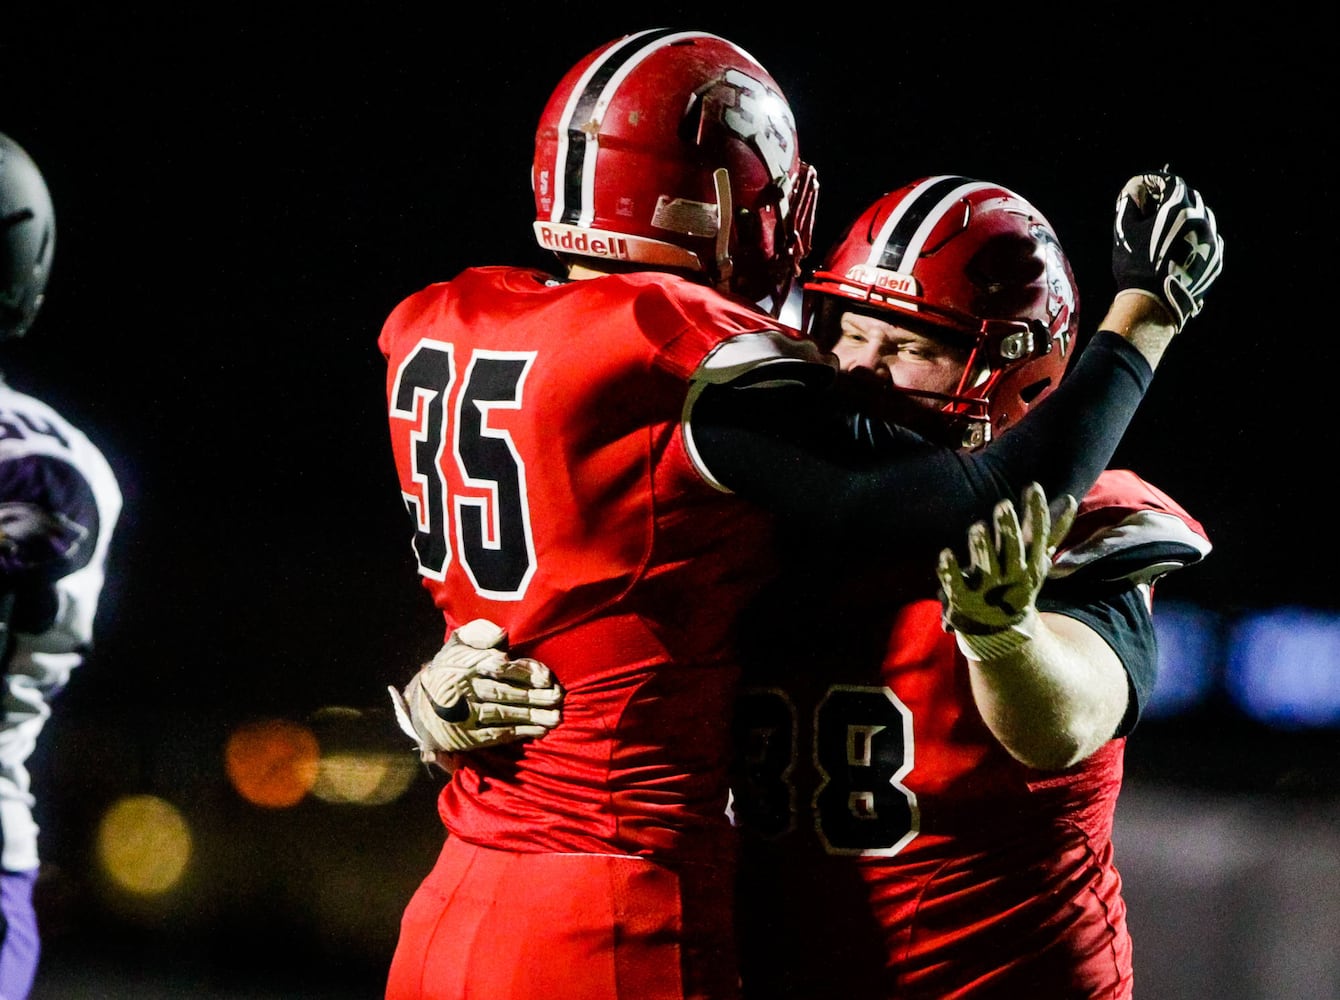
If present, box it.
[389,618,563,767]
[1112,167,1224,330]
[937,482,1077,661]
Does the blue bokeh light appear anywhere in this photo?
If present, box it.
[1149,600,1223,718]
[1226,608,1340,728]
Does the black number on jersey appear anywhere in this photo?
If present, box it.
[731,686,798,838]
[733,684,919,857]
[389,341,537,599]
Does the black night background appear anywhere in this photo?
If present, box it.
[3,7,1335,998]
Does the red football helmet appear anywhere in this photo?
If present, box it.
[532,28,818,316]
[804,176,1079,448]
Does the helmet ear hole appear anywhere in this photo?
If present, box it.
[1019,378,1053,406]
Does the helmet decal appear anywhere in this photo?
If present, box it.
[717,68,801,216]
[1040,230,1077,357]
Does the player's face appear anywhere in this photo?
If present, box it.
[831,311,970,404]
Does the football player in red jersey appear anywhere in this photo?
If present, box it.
[724,175,1217,999]
[378,24,1220,1000]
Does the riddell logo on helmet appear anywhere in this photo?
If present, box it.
[846,265,917,295]
[535,225,631,259]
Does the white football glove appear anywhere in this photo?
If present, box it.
[389,618,563,767]
[1112,167,1225,330]
[937,483,1077,661]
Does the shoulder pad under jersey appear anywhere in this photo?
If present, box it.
[1050,469,1210,587]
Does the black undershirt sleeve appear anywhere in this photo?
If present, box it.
[1038,584,1158,737]
[691,331,1152,565]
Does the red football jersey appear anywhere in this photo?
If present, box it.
[381,265,815,863]
[731,469,1211,999]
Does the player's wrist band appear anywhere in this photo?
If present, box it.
[954,607,1040,661]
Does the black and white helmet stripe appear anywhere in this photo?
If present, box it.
[547,28,711,228]
[865,175,990,271]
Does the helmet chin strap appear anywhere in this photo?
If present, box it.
[711,167,734,296]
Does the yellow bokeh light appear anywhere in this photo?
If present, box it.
[95,794,192,896]
[313,749,418,805]
[308,705,420,805]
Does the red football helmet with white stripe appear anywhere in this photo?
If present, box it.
[804,176,1079,447]
[532,29,818,316]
